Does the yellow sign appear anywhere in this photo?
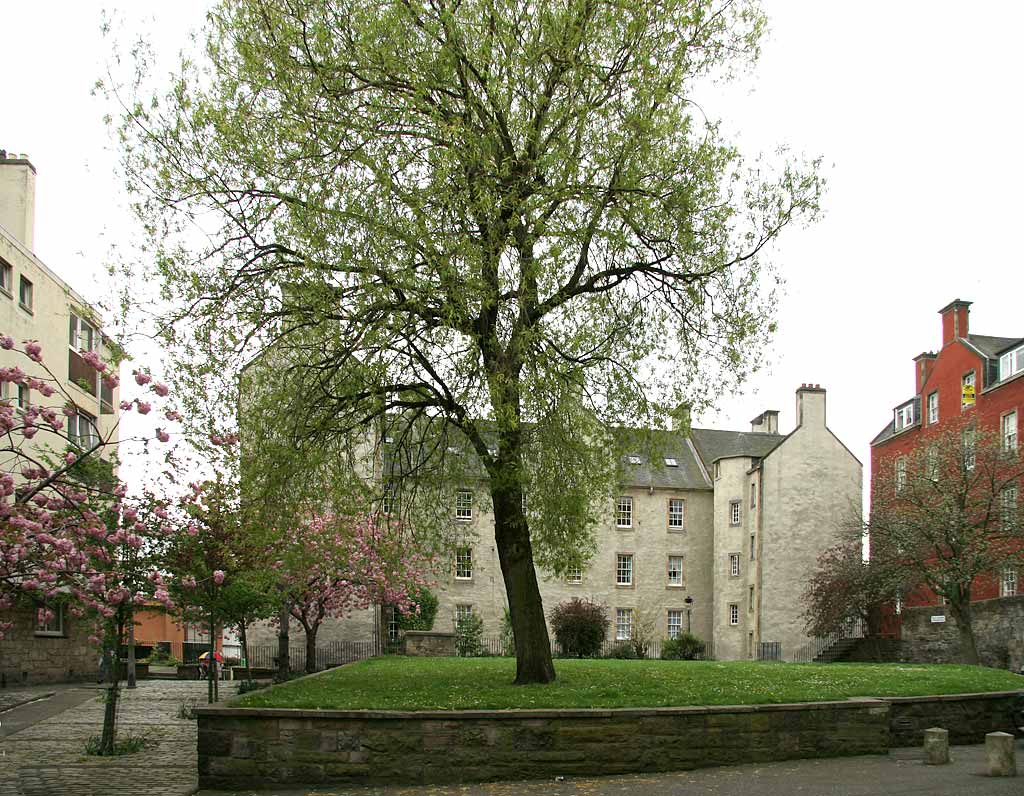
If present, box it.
[962,384,976,407]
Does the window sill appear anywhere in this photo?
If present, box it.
[614,583,634,589]
[666,583,684,589]
[454,576,473,582]
[0,286,11,299]
[616,525,633,530]
[668,526,685,533]
[34,631,66,638]
[454,517,473,523]
[18,303,33,315]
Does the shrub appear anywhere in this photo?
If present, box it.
[455,613,485,657]
[550,598,608,658]
[660,633,706,660]
[606,641,637,659]
[499,608,515,657]
[396,586,439,631]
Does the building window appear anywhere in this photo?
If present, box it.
[616,553,633,586]
[750,482,756,508]
[16,383,28,410]
[455,489,473,521]
[0,258,11,295]
[927,391,938,424]
[729,553,741,577]
[68,411,99,449]
[521,492,528,513]
[69,313,97,352]
[18,276,33,312]
[616,496,633,528]
[664,457,678,467]
[729,500,741,526]
[667,498,684,530]
[615,608,633,640]
[667,610,682,639]
[894,401,915,431]
[455,546,473,579]
[999,344,1024,381]
[895,457,907,493]
[1001,567,1018,598]
[1002,485,1018,531]
[750,533,756,560]
[963,427,976,471]
[962,371,976,409]
[728,603,739,626]
[455,604,474,625]
[1002,411,1018,452]
[34,604,64,637]
[387,609,400,642]
[381,482,397,515]
[667,556,683,587]
[566,565,582,584]
[749,585,755,612]
[926,446,939,481]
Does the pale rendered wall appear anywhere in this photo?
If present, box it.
[759,389,862,661]
[711,457,756,660]
[0,158,35,251]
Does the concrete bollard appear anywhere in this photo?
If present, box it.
[985,732,1016,777]
[923,727,949,765]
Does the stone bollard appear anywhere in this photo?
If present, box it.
[985,732,1016,777]
[923,727,949,765]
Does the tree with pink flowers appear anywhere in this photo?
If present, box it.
[0,335,179,754]
[277,513,433,674]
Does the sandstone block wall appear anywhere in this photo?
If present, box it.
[0,605,94,685]
[197,700,890,789]
[899,596,1024,669]
[886,692,1024,747]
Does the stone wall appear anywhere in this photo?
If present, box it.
[197,699,890,789]
[0,605,95,686]
[403,632,455,657]
[899,596,1024,668]
[886,692,1024,747]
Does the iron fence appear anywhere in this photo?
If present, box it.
[134,639,380,672]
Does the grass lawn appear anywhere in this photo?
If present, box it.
[233,656,1024,711]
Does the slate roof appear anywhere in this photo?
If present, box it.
[612,427,711,490]
[689,427,785,466]
[967,334,1023,359]
[871,419,896,446]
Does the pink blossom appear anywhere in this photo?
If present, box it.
[0,335,13,350]
[136,401,152,415]
[133,370,152,386]
[81,350,107,372]
[165,409,182,422]
[64,452,77,465]
[213,570,226,585]
[120,400,132,410]
[156,428,170,443]
[152,382,169,397]
[24,341,42,362]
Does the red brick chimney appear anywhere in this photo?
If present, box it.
[939,299,971,347]
[913,352,937,393]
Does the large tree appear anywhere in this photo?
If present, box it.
[869,421,1024,664]
[112,0,822,683]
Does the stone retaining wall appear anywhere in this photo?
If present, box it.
[900,596,1024,668]
[0,605,94,686]
[197,700,890,789]
[403,631,456,657]
[886,691,1024,747]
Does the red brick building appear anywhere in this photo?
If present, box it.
[871,299,1023,611]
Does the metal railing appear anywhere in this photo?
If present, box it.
[134,639,380,672]
[790,620,865,663]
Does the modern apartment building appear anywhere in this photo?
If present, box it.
[0,151,120,684]
[871,299,1023,608]
[253,384,861,662]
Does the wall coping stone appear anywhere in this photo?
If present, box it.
[196,697,889,721]
[403,631,456,638]
[881,690,1023,704]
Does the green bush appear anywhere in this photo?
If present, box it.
[396,586,439,631]
[606,641,638,659]
[455,613,485,657]
[550,598,608,658]
[661,633,706,660]
[499,608,515,657]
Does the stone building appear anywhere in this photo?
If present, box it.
[0,152,120,683]
[252,384,861,662]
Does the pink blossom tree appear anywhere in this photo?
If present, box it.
[278,513,433,674]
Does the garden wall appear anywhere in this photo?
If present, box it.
[886,691,1024,746]
[0,605,94,686]
[899,596,1024,669]
[197,700,891,789]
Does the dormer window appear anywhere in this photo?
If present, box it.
[894,401,915,432]
[664,457,678,467]
[627,455,642,465]
[1000,344,1024,381]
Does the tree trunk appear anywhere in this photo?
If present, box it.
[240,621,252,683]
[304,623,319,674]
[99,624,122,755]
[277,601,290,679]
[207,614,217,704]
[491,481,555,684]
[126,606,136,690]
[950,600,980,665]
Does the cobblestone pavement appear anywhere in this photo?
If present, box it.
[0,689,54,713]
[0,679,237,796]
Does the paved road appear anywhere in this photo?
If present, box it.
[197,741,1024,796]
[0,679,237,796]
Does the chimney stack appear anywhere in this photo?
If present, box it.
[913,351,937,394]
[939,299,971,347]
[0,151,37,251]
[795,383,826,428]
[750,410,779,434]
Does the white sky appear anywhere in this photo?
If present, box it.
[2,1,1022,497]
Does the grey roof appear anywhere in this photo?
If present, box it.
[967,334,1023,358]
[871,419,896,446]
[612,427,711,490]
[689,427,785,466]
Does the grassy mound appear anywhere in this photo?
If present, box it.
[233,657,1024,711]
